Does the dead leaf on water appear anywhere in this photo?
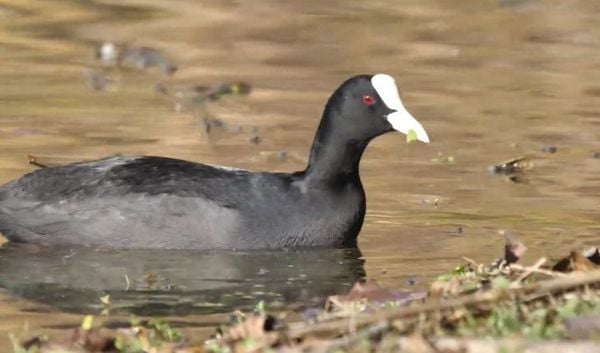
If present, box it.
[583,247,600,265]
[326,280,426,311]
[552,250,600,272]
[489,156,533,183]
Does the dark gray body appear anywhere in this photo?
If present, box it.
[0,156,365,249]
[0,74,414,250]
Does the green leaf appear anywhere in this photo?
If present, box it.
[451,264,468,275]
[406,129,418,143]
[255,300,266,315]
[150,319,183,342]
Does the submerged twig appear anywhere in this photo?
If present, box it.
[27,154,48,169]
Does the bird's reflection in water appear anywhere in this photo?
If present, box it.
[0,243,365,316]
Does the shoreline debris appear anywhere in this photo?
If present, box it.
[13,242,600,353]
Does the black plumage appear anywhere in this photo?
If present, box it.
[0,74,429,249]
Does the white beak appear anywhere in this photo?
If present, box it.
[371,74,430,143]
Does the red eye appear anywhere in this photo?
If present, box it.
[362,95,375,106]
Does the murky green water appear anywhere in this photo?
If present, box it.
[0,0,599,349]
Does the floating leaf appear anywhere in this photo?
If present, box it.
[81,315,94,331]
[328,279,426,310]
[489,156,532,179]
[552,251,599,272]
[100,294,111,305]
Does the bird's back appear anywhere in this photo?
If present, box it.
[0,155,365,249]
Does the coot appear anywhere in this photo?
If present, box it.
[0,74,429,250]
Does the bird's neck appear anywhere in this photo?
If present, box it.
[303,114,368,186]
